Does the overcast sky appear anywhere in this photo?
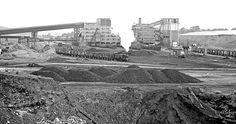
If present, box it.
[1,0,235,49]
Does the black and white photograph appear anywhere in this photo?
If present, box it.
[0,0,236,123]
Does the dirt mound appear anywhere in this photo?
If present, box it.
[147,69,173,83]
[89,66,116,78]
[137,87,223,124]
[67,69,101,82]
[27,63,43,67]
[0,72,92,124]
[161,69,202,83]
[197,92,236,122]
[31,70,66,82]
[126,64,140,68]
[104,68,154,84]
[40,66,69,79]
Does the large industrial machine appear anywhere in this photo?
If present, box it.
[130,18,180,50]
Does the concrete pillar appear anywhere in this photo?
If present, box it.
[31,32,38,48]
[18,38,21,44]
[27,38,30,47]
[74,26,79,42]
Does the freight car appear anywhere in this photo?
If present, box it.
[55,46,128,62]
[192,47,236,58]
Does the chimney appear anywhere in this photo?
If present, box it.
[139,18,142,24]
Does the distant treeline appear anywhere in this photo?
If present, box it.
[180,26,236,34]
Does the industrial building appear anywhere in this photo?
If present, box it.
[81,18,121,47]
[132,18,179,48]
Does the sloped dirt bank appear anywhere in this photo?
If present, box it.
[0,72,95,124]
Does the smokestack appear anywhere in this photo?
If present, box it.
[139,18,142,24]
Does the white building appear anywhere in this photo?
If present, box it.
[81,18,121,47]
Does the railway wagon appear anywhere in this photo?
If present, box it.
[55,46,128,62]
[193,47,236,58]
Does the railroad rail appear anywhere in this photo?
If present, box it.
[192,47,236,58]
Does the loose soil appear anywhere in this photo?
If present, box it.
[67,69,102,82]
[31,70,66,82]
[126,64,140,69]
[147,69,173,83]
[104,68,154,84]
[161,69,202,83]
[40,66,69,80]
[89,66,116,78]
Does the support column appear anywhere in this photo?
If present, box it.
[27,38,30,47]
[31,32,38,48]
[74,26,79,42]
[18,38,21,44]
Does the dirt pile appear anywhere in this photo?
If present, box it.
[137,87,224,124]
[31,70,66,82]
[27,63,43,67]
[197,92,236,122]
[147,69,173,83]
[68,86,236,123]
[126,64,140,68]
[9,44,57,60]
[67,69,102,82]
[89,66,116,78]
[104,65,201,84]
[0,72,93,123]
[40,66,69,79]
[104,68,154,84]
[161,69,202,83]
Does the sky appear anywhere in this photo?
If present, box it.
[0,0,236,50]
